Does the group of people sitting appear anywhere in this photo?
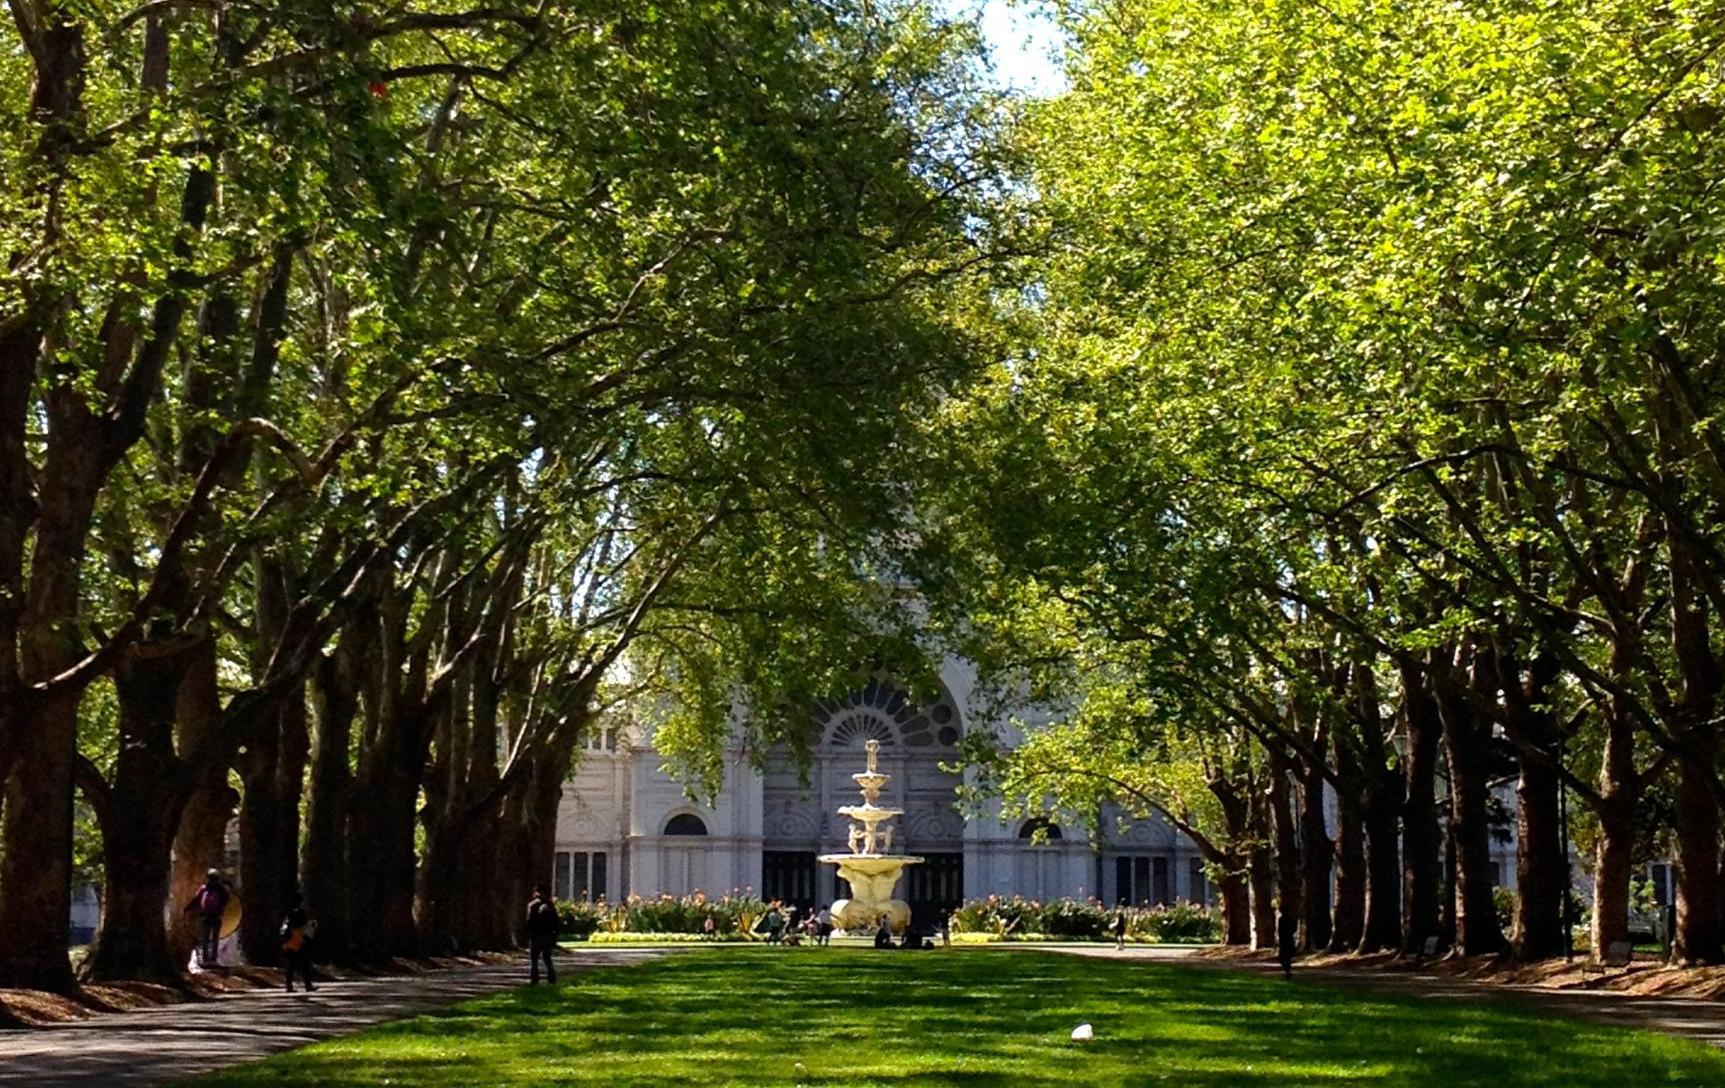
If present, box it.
[740,900,947,949]
[747,902,835,945]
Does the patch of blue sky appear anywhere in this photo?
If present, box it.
[945,0,1068,98]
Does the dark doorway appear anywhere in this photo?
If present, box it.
[763,851,818,910]
[906,853,964,932]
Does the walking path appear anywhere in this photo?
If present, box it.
[1043,945,1725,1050]
[0,947,668,1087]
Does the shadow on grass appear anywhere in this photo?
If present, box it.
[185,949,1725,1087]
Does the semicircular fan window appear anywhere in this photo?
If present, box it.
[829,712,896,747]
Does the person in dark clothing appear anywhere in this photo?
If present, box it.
[874,915,893,949]
[183,869,230,968]
[526,884,560,984]
[1113,908,1129,950]
[281,892,315,993]
[1277,909,1298,981]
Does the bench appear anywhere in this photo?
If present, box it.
[1413,935,1441,962]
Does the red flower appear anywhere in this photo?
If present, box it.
[368,80,389,99]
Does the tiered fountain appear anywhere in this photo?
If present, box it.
[819,739,922,933]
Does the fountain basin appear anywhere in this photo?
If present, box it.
[818,852,923,933]
[837,803,902,820]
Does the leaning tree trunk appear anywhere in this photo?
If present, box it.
[1400,662,1443,956]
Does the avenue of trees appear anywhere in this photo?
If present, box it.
[1,0,1006,992]
[907,0,1725,966]
[9,0,1725,995]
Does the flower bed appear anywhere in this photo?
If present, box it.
[556,893,771,940]
[950,896,1221,944]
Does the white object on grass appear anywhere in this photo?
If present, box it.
[1070,1023,1094,1042]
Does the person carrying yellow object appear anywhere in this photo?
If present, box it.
[280,892,315,993]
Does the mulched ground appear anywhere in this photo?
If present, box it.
[0,953,518,1028]
[1199,945,1725,1000]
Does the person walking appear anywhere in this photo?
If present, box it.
[703,913,717,940]
[280,893,315,993]
[526,883,561,984]
[1113,907,1129,951]
[183,869,230,969]
[1277,908,1298,981]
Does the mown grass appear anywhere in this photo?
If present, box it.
[186,948,1725,1087]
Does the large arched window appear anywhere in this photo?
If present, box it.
[1019,817,1062,842]
[664,813,709,836]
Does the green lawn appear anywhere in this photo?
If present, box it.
[187,948,1725,1087]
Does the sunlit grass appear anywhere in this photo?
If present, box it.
[186,948,1725,1086]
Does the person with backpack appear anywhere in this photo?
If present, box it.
[183,870,230,968]
[280,892,315,993]
[526,884,561,984]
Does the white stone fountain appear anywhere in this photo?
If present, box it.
[820,739,922,934]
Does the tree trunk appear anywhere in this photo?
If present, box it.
[1669,530,1723,965]
[1298,755,1332,951]
[303,646,357,957]
[1592,793,1635,961]
[1674,744,1722,964]
[1400,661,1443,956]
[350,752,428,960]
[1268,756,1301,949]
[1329,743,1366,953]
[1360,784,1402,953]
[1590,689,1640,960]
[169,640,236,963]
[0,395,105,991]
[0,687,80,990]
[1217,868,1251,946]
[82,651,192,982]
[1436,653,1506,956]
[1248,840,1276,951]
[1512,746,1565,960]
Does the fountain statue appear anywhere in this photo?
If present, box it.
[819,739,923,933]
